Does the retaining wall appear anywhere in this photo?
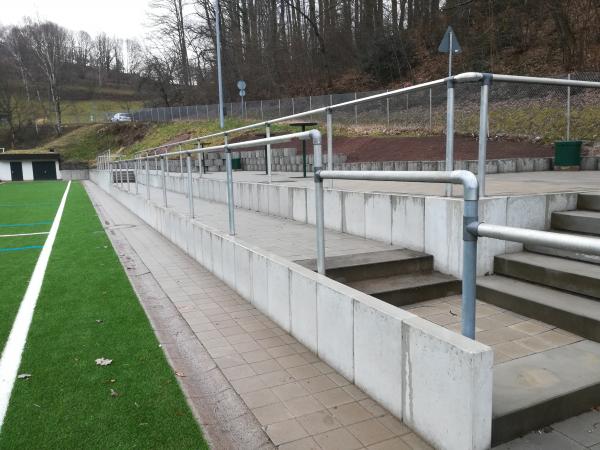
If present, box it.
[91,170,494,450]
[136,171,577,277]
[60,169,89,180]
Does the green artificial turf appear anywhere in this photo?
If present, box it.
[0,182,207,449]
[0,181,65,349]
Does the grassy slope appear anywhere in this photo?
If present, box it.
[0,182,207,449]
[0,182,65,348]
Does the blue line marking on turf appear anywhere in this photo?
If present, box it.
[0,245,43,253]
[0,221,52,228]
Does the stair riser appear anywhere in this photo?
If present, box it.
[492,383,600,445]
[494,257,600,299]
[373,280,461,307]
[477,285,600,342]
[578,194,600,212]
[551,213,600,236]
[327,256,433,283]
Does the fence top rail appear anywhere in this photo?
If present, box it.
[131,71,600,159]
[117,130,319,163]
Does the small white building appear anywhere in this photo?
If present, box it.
[0,152,62,181]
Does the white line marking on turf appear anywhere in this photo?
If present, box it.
[0,232,50,238]
[0,181,71,430]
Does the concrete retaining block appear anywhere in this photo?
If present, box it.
[402,317,493,450]
[316,283,355,381]
[365,193,392,244]
[290,269,318,352]
[582,157,598,171]
[267,259,291,331]
[251,252,269,313]
[516,158,535,172]
[391,195,425,252]
[342,191,366,237]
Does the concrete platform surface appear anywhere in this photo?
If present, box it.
[85,181,432,449]
[200,170,600,197]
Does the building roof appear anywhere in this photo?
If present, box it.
[0,151,60,161]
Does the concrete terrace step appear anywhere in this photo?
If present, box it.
[492,340,600,445]
[577,192,600,212]
[551,209,600,236]
[295,249,433,283]
[477,275,600,342]
[494,252,600,299]
[348,272,461,306]
[526,237,600,265]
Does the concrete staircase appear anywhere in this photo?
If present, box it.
[296,249,461,306]
[477,192,600,445]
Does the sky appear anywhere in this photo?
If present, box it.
[2,0,151,39]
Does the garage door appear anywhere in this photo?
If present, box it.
[32,161,57,180]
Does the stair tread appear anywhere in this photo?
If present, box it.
[526,229,600,264]
[478,275,600,320]
[497,251,600,280]
[349,271,458,295]
[553,209,600,219]
[493,340,600,418]
[295,248,426,271]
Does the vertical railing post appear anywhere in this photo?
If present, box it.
[429,88,433,130]
[445,79,455,196]
[386,93,390,128]
[567,73,571,140]
[161,156,168,207]
[179,146,183,175]
[266,124,272,183]
[313,133,326,275]
[354,92,358,124]
[134,158,139,194]
[326,109,333,188]
[119,160,123,188]
[278,98,281,115]
[462,198,479,339]
[260,100,264,120]
[186,153,194,218]
[145,156,150,200]
[224,134,236,235]
[292,97,295,114]
[477,74,492,198]
[198,141,204,177]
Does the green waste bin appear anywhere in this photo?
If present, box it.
[554,140,582,167]
[231,157,242,170]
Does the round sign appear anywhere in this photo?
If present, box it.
[237,80,246,90]
[239,89,246,97]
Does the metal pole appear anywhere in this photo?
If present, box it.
[354,92,358,124]
[135,158,139,194]
[179,147,183,174]
[477,75,491,197]
[462,199,479,339]
[314,136,325,275]
[302,125,307,178]
[266,124,272,183]
[224,134,236,235]
[429,88,433,129]
[146,157,150,200]
[198,141,204,177]
[215,0,225,129]
[119,161,123,188]
[448,30,453,77]
[386,94,390,128]
[108,161,112,190]
[278,99,281,115]
[186,153,194,218]
[260,100,264,120]
[292,98,295,114]
[161,156,168,207]
[567,73,571,140]
[445,79,455,196]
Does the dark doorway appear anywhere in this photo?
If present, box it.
[10,162,23,181]
[32,161,57,180]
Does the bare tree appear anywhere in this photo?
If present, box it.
[23,19,70,134]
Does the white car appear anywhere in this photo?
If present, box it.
[111,112,133,122]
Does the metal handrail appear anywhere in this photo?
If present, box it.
[312,130,480,338]
[108,130,323,237]
[472,223,600,255]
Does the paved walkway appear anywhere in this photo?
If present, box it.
[197,170,600,197]
[95,178,600,449]
[86,181,430,450]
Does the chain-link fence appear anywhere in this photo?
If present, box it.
[124,72,600,144]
